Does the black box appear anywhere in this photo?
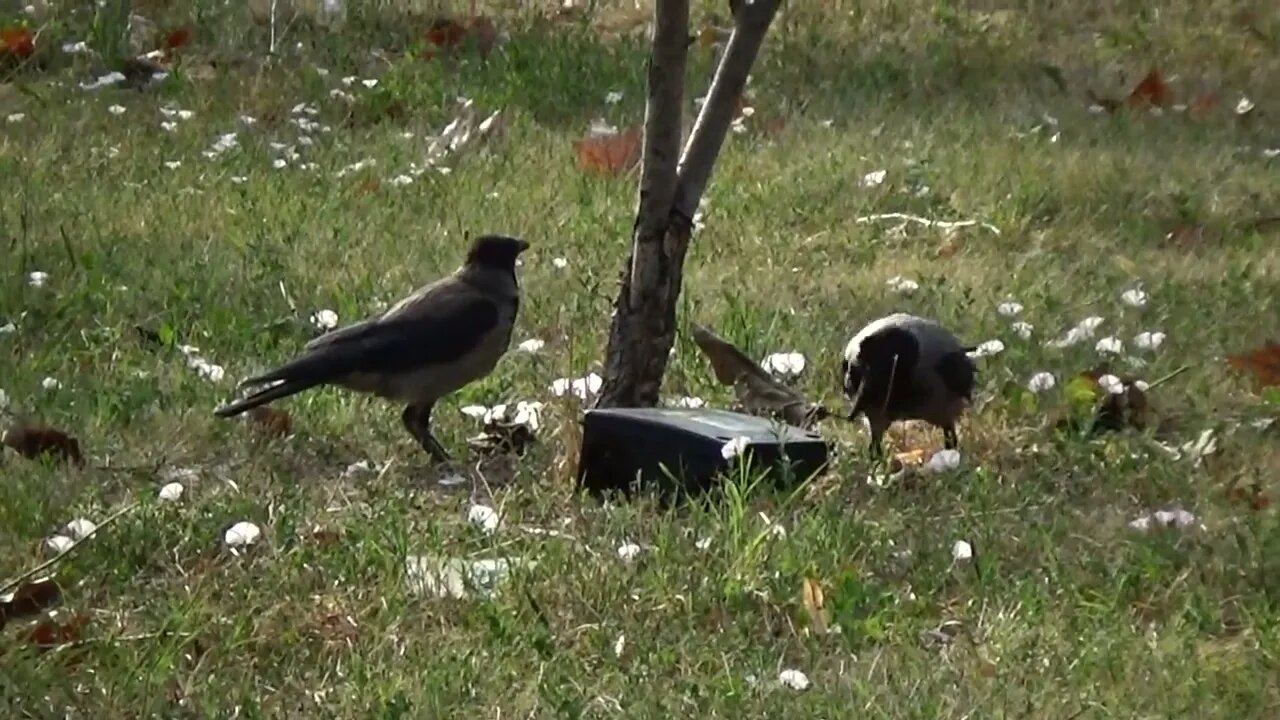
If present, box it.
[576,407,830,500]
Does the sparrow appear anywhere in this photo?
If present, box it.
[214,234,530,462]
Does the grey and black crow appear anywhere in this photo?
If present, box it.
[840,313,977,458]
[214,234,530,462]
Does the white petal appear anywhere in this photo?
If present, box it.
[311,309,339,330]
[720,435,751,460]
[107,104,126,115]
[969,339,1004,358]
[617,542,641,562]
[1120,288,1148,307]
[1235,96,1255,115]
[613,633,626,657]
[158,482,185,501]
[671,396,705,409]
[467,504,500,534]
[517,338,545,353]
[695,537,713,551]
[925,449,961,473]
[552,257,568,269]
[1133,331,1166,351]
[28,270,49,287]
[861,169,887,187]
[886,275,919,294]
[778,668,811,690]
[63,518,97,540]
[362,78,379,88]
[1096,374,1125,394]
[41,376,62,390]
[761,351,806,376]
[1095,336,1124,354]
[604,91,623,104]
[1028,371,1056,393]
[1011,321,1034,339]
[996,301,1023,317]
[460,405,489,419]
[951,539,973,561]
[224,521,262,548]
[44,535,75,555]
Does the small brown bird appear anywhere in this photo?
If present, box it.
[214,234,530,462]
[841,313,977,458]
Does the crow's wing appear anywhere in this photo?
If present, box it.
[244,278,500,387]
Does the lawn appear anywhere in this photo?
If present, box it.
[2,0,1279,716]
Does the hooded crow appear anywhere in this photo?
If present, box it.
[213,234,530,462]
[840,313,977,458]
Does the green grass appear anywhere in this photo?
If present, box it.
[2,0,1279,716]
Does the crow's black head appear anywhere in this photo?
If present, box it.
[465,234,530,271]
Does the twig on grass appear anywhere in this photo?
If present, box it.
[0,502,141,596]
[855,212,1002,236]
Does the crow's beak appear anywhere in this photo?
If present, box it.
[516,238,531,254]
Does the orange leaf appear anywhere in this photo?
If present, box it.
[247,406,292,439]
[572,125,642,175]
[800,576,828,636]
[1126,68,1172,109]
[426,17,468,48]
[1227,341,1280,390]
[27,612,89,648]
[1,424,86,467]
[163,28,191,50]
[0,27,35,59]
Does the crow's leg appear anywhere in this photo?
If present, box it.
[942,424,959,450]
[866,414,890,461]
[401,403,451,463]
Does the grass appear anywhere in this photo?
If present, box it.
[2,0,1279,715]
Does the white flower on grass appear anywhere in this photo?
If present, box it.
[613,633,626,657]
[158,482,184,501]
[437,473,468,487]
[272,158,288,169]
[62,40,90,54]
[460,405,488,419]
[952,539,974,561]
[1129,507,1196,532]
[361,78,379,89]
[1027,372,1056,393]
[28,270,49,287]
[44,535,75,555]
[107,104,126,115]
[80,71,125,90]
[605,90,623,104]
[778,669,811,691]
[695,537,713,551]
[1235,96,1255,115]
[549,372,603,400]
[517,338,545,353]
[41,376,62,390]
[617,542,641,562]
[467,504,500,534]
[63,518,97,540]
[342,75,358,86]
[6,113,25,123]
[1096,374,1125,394]
[1263,148,1280,159]
[203,132,239,159]
[311,309,339,330]
[861,169,887,187]
[231,176,247,184]
[761,351,806,377]
[886,275,919,294]
[671,396,705,409]
[1121,288,1148,307]
[1095,336,1124,354]
[1011,321,1034,340]
[552,257,568,269]
[389,174,414,186]
[163,160,181,170]
[238,114,258,125]
[1048,316,1105,348]
[160,121,177,132]
[968,339,1004,358]
[1134,331,1166,351]
[720,435,751,460]
[224,521,261,549]
[997,301,1023,317]
[190,358,225,383]
[925,449,961,473]
[0,322,15,335]
[335,158,375,177]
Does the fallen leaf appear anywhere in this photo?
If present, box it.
[1164,223,1205,248]
[163,28,191,51]
[573,124,643,176]
[355,178,382,196]
[1188,92,1219,118]
[27,612,89,648]
[0,577,63,628]
[1228,341,1280,390]
[247,406,292,439]
[314,611,359,644]
[0,27,35,61]
[1,424,85,467]
[800,576,829,636]
[690,323,832,429]
[1228,482,1270,512]
[422,15,498,60]
[1127,68,1172,109]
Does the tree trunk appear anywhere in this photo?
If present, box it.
[596,0,783,409]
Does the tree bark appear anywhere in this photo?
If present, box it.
[596,0,783,409]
